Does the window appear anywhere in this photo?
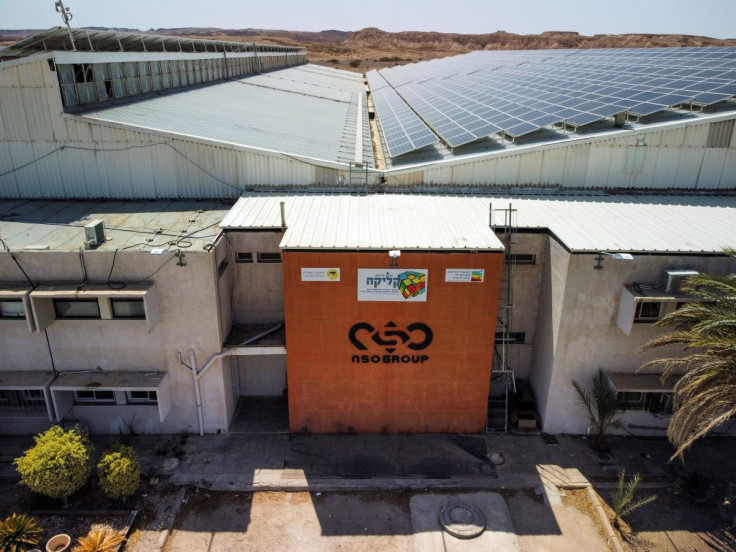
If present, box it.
[73,63,94,83]
[126,390,158,404]
[0,299,25,319]
[20,389,45,402]
[74,390,115,403]
[617,391,673,414]
[494,332,526,345]
[634,301,662,322]
[506,254,536,265]
[616,391,646,409]
[111,299,145,319]
[0,389,47,412]
[54,299,101,319]
[257,252,282,263]
[646,393,673,414]
[236,252,254,263]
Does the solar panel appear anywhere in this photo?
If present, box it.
[366,71,439,157]
[367,47,736,159]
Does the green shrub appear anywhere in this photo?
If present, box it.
[0,513,43,552]
[14,425,93,504]
[98,444,140,501]
[348,59,361,68]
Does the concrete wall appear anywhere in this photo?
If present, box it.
[529,246,736,434]
[282,250,504,434]
[237,355,287,396]
[0,245,232,434]
[527,237,571,424]
[496,232,547,382]
[225,232,285,324]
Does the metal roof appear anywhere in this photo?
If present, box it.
[221,193,736,254]
[221,193,504,251]
[501,194,736,253]
[0,199,231,252]
[77,65,374,166]
[0,27,303,61]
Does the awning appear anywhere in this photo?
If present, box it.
[607,372,680,393]
[50,370,172,422]
[0,370,55,388]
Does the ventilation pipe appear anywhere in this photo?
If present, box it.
[178,323,283,435]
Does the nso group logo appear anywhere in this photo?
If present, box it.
[349,321,433,364]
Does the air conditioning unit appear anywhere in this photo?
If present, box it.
[664,269,698,294]
[84,219,105,248]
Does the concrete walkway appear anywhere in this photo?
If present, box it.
[1,432,734,492]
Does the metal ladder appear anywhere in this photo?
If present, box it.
[487,203,518,433]
[348,162,369,187]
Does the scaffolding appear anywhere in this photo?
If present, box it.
[487,203,517,432]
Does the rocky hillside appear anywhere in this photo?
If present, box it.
[2,26,735,72]
[346,27,736,51]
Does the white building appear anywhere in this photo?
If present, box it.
[1,29,735,436]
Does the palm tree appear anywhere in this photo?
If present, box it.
[640,249,736,461]
[572,369,625,451]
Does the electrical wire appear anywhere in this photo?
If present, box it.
[0,143,244,193]
[0,237,34,285]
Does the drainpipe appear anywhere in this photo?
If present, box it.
[178,322,283,436]
[189,350,205,437]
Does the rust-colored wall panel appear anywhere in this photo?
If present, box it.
[283,250,503,434]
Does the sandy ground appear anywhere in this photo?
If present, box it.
[156,489,611,552]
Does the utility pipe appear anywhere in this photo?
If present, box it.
[189,350,205,436]
[178,322,283,436]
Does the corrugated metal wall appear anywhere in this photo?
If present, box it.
[387,116,736,190]
[396,116,736,190]
[0,59,342,199]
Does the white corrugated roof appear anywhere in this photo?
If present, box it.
[221,194,504,250]
[221,193,736,254]
[77,65,373,166]
[503,194,736,253]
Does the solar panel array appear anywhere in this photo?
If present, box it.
[366,47,736,157]
[366,71,439,157]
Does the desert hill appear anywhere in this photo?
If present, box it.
[2,26,735,72]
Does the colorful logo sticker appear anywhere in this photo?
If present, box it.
[471,270,484,282]
[398,271,426,299]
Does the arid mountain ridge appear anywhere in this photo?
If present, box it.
[2,26,735,72]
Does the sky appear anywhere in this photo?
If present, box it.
[1,0,735,39]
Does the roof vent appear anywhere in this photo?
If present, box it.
[84,219,106,249]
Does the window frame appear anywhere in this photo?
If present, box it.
[633,301,663,323]
[494,332,526,345]
[506,254,536,265]
[236,252,254,263]
[257,252,282,263]
[73,389,116,404]
[0,299,26,319]
[110,298,146,320]
[53,298,101,319]
[126,390,158,404]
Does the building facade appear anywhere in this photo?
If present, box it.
[1,30,736,437]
